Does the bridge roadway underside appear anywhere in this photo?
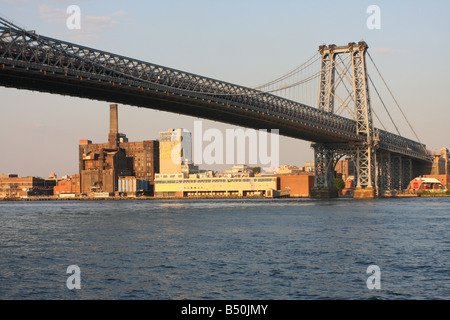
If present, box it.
[0,67,431,200]
[0,67,358,144]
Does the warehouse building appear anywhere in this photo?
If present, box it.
[0,175,56,198]
[118,176,149,197]
[53,174,81,197]
[78,104,159,195]
[154,173,277,198]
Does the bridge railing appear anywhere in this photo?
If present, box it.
[376,129,430,161]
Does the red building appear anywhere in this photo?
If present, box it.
[407,176,447,193]
[423,175,450,187]
[277,174,315,197]
[53,174,81,196]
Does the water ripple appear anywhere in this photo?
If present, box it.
[0,198,449,299]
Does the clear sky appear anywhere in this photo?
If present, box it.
[0,0,449,178]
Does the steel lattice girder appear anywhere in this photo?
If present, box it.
[312,143,338,189]
[317,43,375,190]
[377,152,392,192]
[391,156,402,191]
[313,144,416,194]
[317,46,336,113]
[355,146,375,188]
[311,142,361,189]
[350,45,374,140]
[0,24,361,141]
[402,158,412,190]
[318,42,374,139]
[376,152,414,193]
[0,20,431,162]
[311,142,375,189]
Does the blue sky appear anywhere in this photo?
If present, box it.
[0,0,449,177]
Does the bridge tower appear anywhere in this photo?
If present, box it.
[311,41,376,199]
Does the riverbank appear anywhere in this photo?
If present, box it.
[383,193,450,198]
[0,195,272,202]
[1,194,450,202]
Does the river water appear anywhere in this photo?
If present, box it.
[0,197,449,300]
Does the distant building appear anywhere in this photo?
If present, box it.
[0,176,56,198]
[302,159,354,181]
[407,177,447,193]
[154,162,316,198]
[159,128,194,174]
[304,161,315,173]
[335,159,355,182]
[79,104,159,195]
[53,174,81,197]
[220,165,254,177]
[422,175,450,188]
[118,176,149,197]
[154,173,277,198]
[119,140,160,181]
[430,148,450,175]
[79,142,132,194]
[0,173,18,179]
[277,174,315,198]
[49,172,57,180]
[276,165,304,175]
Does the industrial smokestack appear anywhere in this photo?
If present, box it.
[108,104,119,147]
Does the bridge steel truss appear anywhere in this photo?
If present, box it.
[0,19,431,198]
[0,21,367,142]
[312,142,417,197]
[313,42,429,198]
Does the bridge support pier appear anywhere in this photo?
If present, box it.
[353,145,376,199]
[376,152,414,196]
[310,147,422,199]
[310,142,380,199]
[353,187,376,199]
[310,188,339,199]
[377,152,393,197]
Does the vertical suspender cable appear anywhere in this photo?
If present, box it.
[367,52,425,146]
[368,74,401,135]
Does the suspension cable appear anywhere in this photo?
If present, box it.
[253,53,320,89]
[372,109,388,131]
[367,52,425,146]
[263,71,321,93]
[368,74,402,136]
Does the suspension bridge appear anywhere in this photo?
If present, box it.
[0,16,434,198]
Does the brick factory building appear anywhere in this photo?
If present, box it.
[277,174,315,198]
[0,175,56,198]
[334,159,355,182]
[423,175,450,186]
[79,104,159,195]
[53,174,81,197]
